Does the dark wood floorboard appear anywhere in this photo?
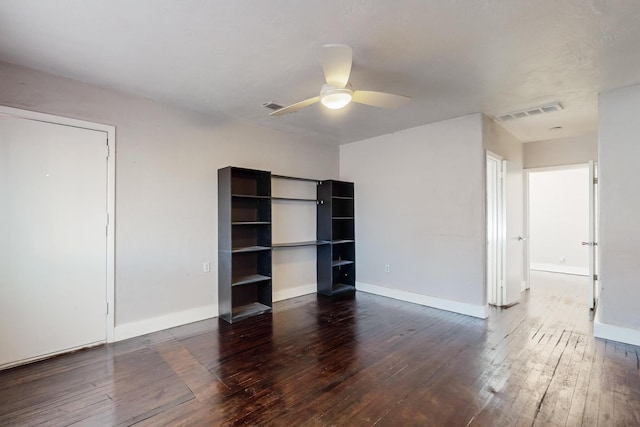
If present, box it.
[1,271,639,426]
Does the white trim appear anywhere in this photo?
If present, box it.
[356,281,489,319]
[594,309,640,347]
[530,263,589,276]
[0,105,116,343]
[114,305,217,342]
[525,163,590,173]
[273,283,316,302]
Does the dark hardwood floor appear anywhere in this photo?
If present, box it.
[1,272,639,426]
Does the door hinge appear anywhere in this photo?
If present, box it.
[106,212,109,237]
[105,302,109,315]
[106,142,110,159]
[593,177,598,184]
[594,274,598,280]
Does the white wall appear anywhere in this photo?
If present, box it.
[482,116,524,304]
[597,83,640,333]
[340,114,487,318]
[0,62,339,337]
[524,133,597,169]
[528,167,589,276]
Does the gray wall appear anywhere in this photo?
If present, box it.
[0,62,339,329]
[524,133,597,169]
[340,114,486,308]
[598,83,640,330]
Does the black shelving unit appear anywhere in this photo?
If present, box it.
[218,167,272,323]
[317,180,356,296]
[219,168,356,322]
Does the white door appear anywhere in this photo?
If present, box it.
[586,161,598,309]
[0,115,108,368]
[486,154,504,306]
[503,159,524,306]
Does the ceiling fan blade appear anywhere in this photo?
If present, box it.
[352,90,412,108]
[270,96,320,116]
[322,44,352,88]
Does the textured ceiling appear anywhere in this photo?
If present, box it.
[0,0,639,145]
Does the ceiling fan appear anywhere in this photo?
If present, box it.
[270,44,411,116]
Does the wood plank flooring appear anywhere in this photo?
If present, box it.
[1,271,639,426]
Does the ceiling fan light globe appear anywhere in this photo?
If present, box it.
[320,86,352,109]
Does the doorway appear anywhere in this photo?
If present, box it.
[0,106,115,369]
[525,162,598,309]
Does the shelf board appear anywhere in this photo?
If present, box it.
[272,174,319,183]
[318,283,356,297]
[272,240,331,248]
[332,259,355,267]
[231,302,272,321]
[231,245,271,253]
[332,196,354,200]
[332,283,356,295]
[231,221,271,225]
[332,217,354,220]
[272,197,317,202]
[232,274,271,287]
[231,194,270,199]
[332,239,355,245]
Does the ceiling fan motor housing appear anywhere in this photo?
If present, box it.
[320,84,353,109]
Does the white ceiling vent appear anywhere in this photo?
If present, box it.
[497,102,563,122]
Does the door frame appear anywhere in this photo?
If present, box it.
[486,151,506,306]
[0,105,116,343]
[524,163,593,294]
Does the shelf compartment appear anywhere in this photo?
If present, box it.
[231,251,271,284]
[330,181,354,198]
[232,274,271,287]
[232,224,271,248]
[332,263,355,289]
[332,242,355,265]
[232,197,271,222]
[273,240,330,248]
[332,218,354,240]
[231,169,271,197]
[332,197,354,217]
[332,259,354,267]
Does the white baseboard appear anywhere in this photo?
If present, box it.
[594,309,640,347]
[273,283,316,302]
[114,304,218,342]
[530,263,588,276]
[356,281,488,319]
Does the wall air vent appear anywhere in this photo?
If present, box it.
[497,102,563,122]
[262,102,284,111]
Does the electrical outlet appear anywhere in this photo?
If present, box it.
[203,261,211,273]
[385,264,390,273]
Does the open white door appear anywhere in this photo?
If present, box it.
[585,161,598,309]
[486,153,504,306]
[503,159,524,306]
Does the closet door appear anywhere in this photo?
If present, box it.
[0,115,108,368]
